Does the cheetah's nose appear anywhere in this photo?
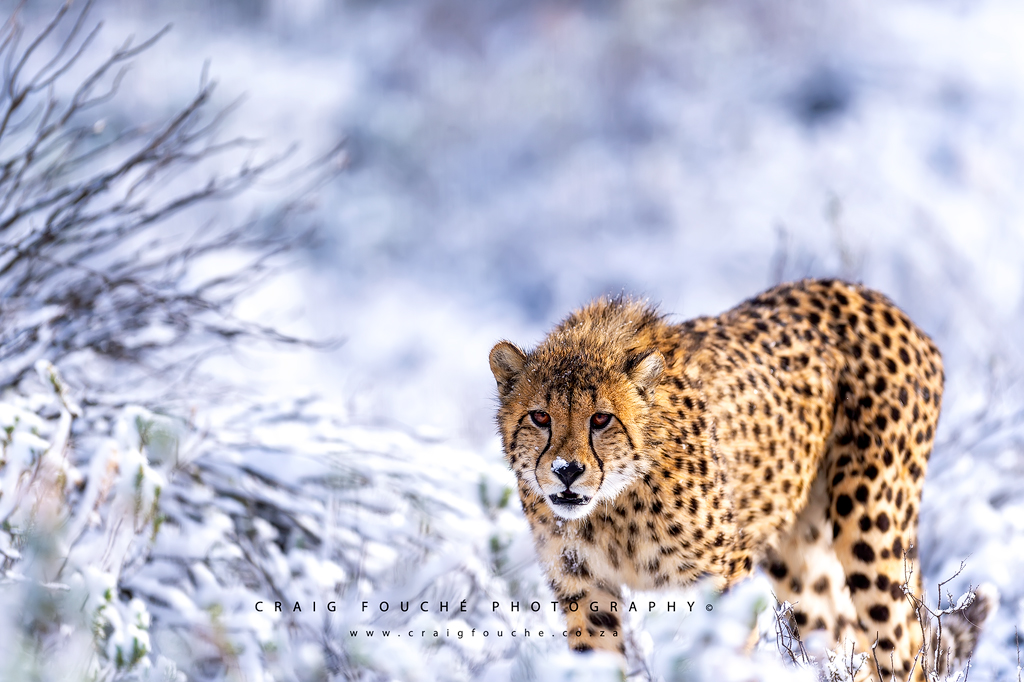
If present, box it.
[552,460,585,488]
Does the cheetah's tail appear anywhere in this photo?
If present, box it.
[920,582,997,678]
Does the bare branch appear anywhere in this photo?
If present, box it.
[0,1,345,395]
[26,1,95,93]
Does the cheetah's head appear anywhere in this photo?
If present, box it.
[488,337,664,521]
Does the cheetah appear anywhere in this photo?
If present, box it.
[489,279,976,680]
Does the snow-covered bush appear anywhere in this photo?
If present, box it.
[0,359,531,681]
[0,362,179,681]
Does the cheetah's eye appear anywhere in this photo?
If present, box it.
[591,412,612,429]
[530,410,551,427]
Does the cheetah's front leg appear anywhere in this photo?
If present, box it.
[552,580,626,655]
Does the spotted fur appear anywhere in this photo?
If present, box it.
[489,279,964,680]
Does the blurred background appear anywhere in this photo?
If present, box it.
[3,0,1024,680]
[89,0,1024,447]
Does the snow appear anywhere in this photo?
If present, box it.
[1,0,1024,680]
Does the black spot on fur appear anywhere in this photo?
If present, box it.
[869,604,890,622]
[852,542,875,562]
[876,513,890,532]
[588,612,619,629]
[847,573,870,592]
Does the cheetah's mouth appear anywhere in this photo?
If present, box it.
[549,490,590,506]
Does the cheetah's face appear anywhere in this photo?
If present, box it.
[489,341,664,521]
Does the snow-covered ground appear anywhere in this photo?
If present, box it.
[4,0,1024,679]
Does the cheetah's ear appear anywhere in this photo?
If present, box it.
[489,341,527,397]
[625,350,665,403]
